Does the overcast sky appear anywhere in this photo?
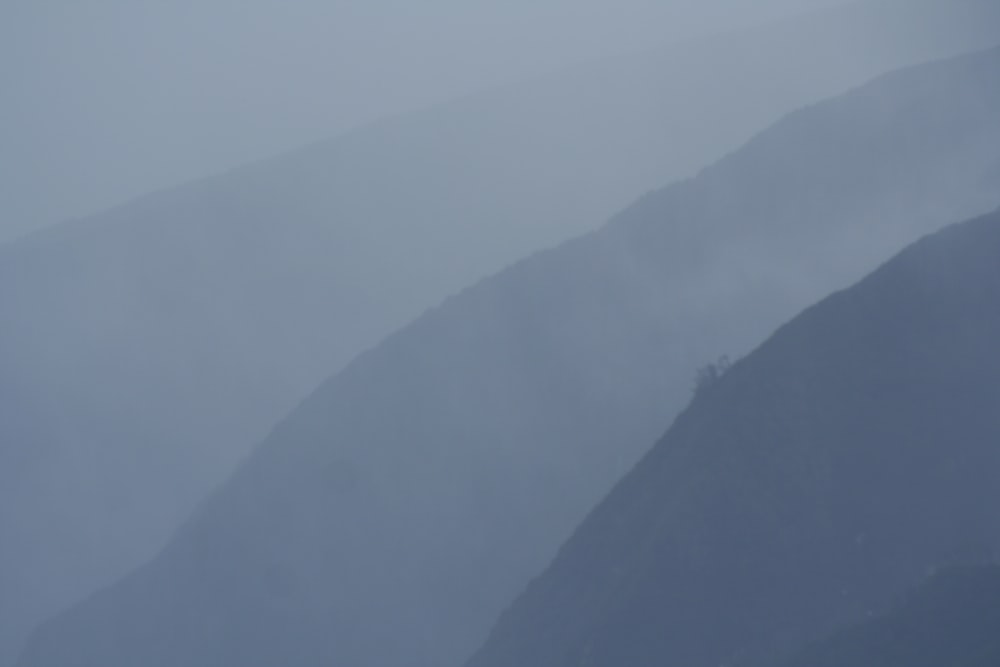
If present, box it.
[0,0,852,240]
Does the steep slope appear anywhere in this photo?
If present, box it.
[19,48,1000,667]
[775,566,1000,667]
[466,209,1000,667]
[5,2,997,663]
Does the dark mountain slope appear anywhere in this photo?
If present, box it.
[467,209,1000,667]
[17,48,1000,667]
[7,3,996,663]
[775,566,1000,667]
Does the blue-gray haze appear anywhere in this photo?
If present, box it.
[16,43,1000,667]
[0,0,851,242]
[2,0,999,665]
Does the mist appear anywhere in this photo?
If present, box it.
[3,1,1000,667]
[0,0,854,241]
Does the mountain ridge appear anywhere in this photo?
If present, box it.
[17,46,1000,667]
[466,206,1000,667]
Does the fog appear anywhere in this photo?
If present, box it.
[3,1,999,667]
[0,0,852,241]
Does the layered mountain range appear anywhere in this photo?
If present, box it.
[18,46,1000,667]
[468,208,1000,667]
[6,1,999,663]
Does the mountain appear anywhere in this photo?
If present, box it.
[6,2,997,663]
[0,0,856,242]
[775,566,1000,667]
[465,208,1000,667]
[18,47,1000,667]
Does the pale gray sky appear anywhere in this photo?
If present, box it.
[0,0,850,240]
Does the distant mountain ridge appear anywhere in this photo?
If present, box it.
[6,2,998,663]
[466,208,1000,667]
[0,0,867,243]
[18,47,1000,667]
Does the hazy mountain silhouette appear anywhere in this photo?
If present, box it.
[774,566,1000,667]
[466,208,1000,667]
[6,2,998,663]
[18,47,1000,667]
[3,0,999,242]
[0,0,862,242]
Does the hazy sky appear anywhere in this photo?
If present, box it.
[0,0,850,240]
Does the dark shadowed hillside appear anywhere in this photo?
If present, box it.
[6,2,999,663]
[774,566,1000,667]
[466,209,1000,667]
[17,48,1000,667]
